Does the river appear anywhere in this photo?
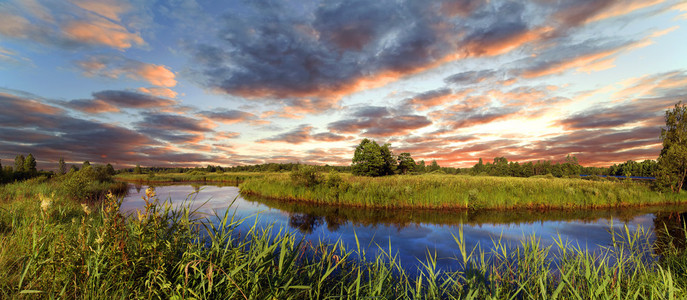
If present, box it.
[120,184,687,270]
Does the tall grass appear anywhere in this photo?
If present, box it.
[1,179,686,298]
[116,171,270,185]
[241,173,687,210]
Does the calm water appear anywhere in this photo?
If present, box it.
[121,184,687,270]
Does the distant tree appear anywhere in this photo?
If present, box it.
[429,160,440,172]
[351,139,396,177]
[58,158,67,175]
[14,155,25,173]
[563,154,581,176]
[655,102,687,192]
[472,158,485,175]
[134,164,142,174]
[24,153,37,175]
[396,152,416,175]
[416,160,426,173]
[69,165,79,173]
[82,160,91,169]
[105,163,116,175]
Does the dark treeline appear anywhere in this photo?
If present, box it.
[0,154,116,184]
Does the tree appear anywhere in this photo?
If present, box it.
[428,160,440,172]
[105,163,116,175]
[134,164,142,174]
[351,139,396,177]
[396,152,416,174]
[82,160,91,169]
[58,158,67,175]
[656,102,687,193]
[14,155,25,173]
[24,153,37,175]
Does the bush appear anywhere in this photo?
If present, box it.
[290,165,322,187]
[326,171,343,188]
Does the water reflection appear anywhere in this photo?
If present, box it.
[120,184,687,270]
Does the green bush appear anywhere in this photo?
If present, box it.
[290,165,322,187]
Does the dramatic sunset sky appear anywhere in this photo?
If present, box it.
[1,0,686,169]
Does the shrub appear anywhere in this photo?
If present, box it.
[290,165,322,187]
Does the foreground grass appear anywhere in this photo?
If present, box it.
[115,171,271,185]
[1,179,687,299]
[240,173,687,210]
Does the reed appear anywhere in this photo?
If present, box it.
[240,173,687,210]
[115,171,270,185]
[1,179,686,298]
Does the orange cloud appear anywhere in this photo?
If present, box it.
[132,64,176,87]
[138,87,178,99]
[63,20,144,49]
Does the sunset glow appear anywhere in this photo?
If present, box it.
[1,0,686,169]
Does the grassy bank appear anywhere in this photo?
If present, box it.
[240,173,687,210]
[1,179,687,298]
[243,192,687,229]
[115,171,271,184]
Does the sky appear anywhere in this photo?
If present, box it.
[1,0,686,169]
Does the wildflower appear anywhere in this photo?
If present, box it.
[145,187,156,199]
[39,194,52,213]
[81,203,91,215]
[136,209,146,222]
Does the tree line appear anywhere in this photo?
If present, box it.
[0,154,115,184]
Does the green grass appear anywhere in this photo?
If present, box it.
[115,171,271,184]
[1,178,687,298]
[240,173,687,210]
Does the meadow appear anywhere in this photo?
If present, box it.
[1,178,687,298]
[115,171,268,185]
[240,172,687,210]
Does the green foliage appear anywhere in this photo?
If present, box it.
[290,165,322,187]
[351,139,396,177]
[1,180,687,298]
[397,152,416,175]
[14,155,25,173]
[58,158,66,175]
[23,154,37,176]
[656,102,687,193]
[428,160,440,172]
[242,173,687,210]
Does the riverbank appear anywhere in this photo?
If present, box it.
[240,173,687,210]
[1,179,686,298]
[115,171,270,184]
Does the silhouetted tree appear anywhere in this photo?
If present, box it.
[134,164,142,174]
[656,101,687,192]
[82,160,91,169]
[58,158,67,175]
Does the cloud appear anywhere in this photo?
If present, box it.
[258,125,350,144]
[137,87,178,99]
[200,109,266,125]
[135,113,215,133]
[77,55,177,88]
[61,90,178,113]
[0,0,145,50]
[187,0,566,111]
[328,106,432,137]
[403,88,455,111]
